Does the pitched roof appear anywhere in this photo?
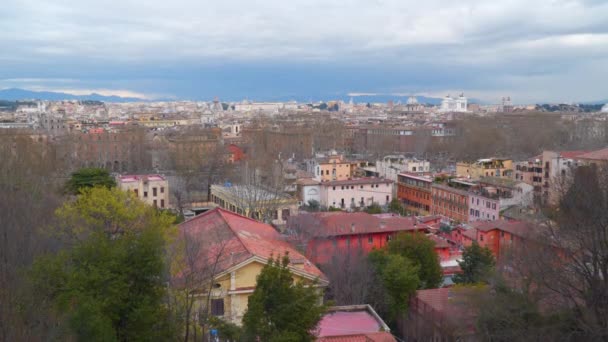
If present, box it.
[179,208,326,281]
[471,220,534,238]
[576,147,608,161]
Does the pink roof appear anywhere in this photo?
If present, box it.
[317,306,389,338]
[317,332,396,342]
[575,147,608,161]
[179,208,326,280]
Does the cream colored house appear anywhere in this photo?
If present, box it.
[116,174,169,208]
[179,208,327,325]
[456,158,513,180]
[210,184,298,229]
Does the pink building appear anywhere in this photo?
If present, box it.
[467,193,499,222]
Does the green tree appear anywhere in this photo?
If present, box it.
[387,232,443,288]
[30,187,176,341]
[242,254,327,342]
[388,198,407,216]
[454,242,495,284]
[365,203,382,214]
[368,250,420,322]
[65,167,117,195]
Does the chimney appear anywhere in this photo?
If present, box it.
[380,221,386,229]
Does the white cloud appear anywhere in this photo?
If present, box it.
[1,0,608,102]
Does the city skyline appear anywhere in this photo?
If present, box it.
[1,0,608,103]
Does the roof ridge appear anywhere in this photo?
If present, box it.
[215,209,254,257]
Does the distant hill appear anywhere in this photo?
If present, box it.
[0,88,146,102]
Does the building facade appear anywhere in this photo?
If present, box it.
[117,174,169,209]
[456,158,513,180]
[209,184,298,229]
[397,173,433,215]
[316,178,393,210]
[431,184,469,223]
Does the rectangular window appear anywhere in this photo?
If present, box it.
[153,199,157,207]
[143,191,148,198]
[387,235,393,242]
[153,187,157,196]
[368,235,373,243]
[134,189,139,196]
[160,187,165,193]
[160,199,165,208]
[211,299,225,316]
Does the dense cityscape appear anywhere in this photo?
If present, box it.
[3,0,608,341]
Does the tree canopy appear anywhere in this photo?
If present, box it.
[30,187,175,341]
[65,167,117,195]
[453,242,495,284]
[368,250,420,322]
[242,254,327,342]
[386,232,443,289]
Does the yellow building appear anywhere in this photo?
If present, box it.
[309,154,358,182]
[456,158,513,180]
[179,208,327,325]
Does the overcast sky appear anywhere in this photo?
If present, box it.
[1,0,607,103]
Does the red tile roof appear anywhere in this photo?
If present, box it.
[301,212,429,237]
[471,220,534,239]
[179,208,326,281]
[415,287,451,314]
[575,147,608,161]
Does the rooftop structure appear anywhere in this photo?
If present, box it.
[317,305,394,341]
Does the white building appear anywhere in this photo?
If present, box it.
[601,104,608,113]
[298,178,393,210]
[439,94,468,113]
[371,156,430,182]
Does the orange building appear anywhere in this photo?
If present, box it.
[431,184,469,223]
[449,220,534,259]
[397,173,433,215]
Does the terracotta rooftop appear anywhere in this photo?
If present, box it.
[179,208,326,281]
[297,212,430,237]
[471,220,534,239]
[576,147,608,161]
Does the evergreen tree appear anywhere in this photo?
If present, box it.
[368,250,420,322]
[242,254,327,342]
[454,242,495,284]
[65,167,117,195]
[387,232,443,288]
[30,187,175,341]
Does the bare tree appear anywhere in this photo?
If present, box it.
[169,220,235,342]
[0,130,64,341]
